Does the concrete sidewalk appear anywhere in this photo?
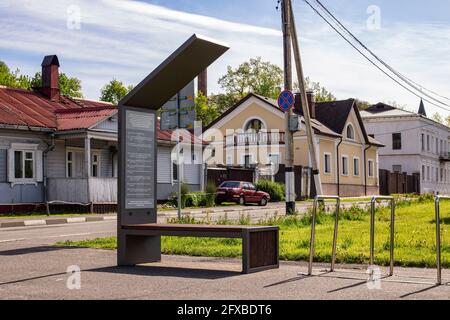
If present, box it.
[0,245,448,300]
[0,215,117,229]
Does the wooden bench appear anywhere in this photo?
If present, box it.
[120,223,279,274]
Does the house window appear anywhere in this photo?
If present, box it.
[14,151,34,179]
[441,168,444,182]
[422,165,425,181]
[393,165,402,173]
[427,135,430,151]
[421,134,425,151]
[353,157,360,176]
[427,166,430,181]
[342,156,349,176]
[245,119,264,133]
[324,153,331,174]
[368,160,374,177]
[91,153,100,177]
[172,161,179,182]
[392,133,402,150]
[346,124,355,140]
[67,151,73,178]
[226,155,233,166]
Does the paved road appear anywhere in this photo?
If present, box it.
[1,220,449,300]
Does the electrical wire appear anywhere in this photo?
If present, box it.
[312,0,450,105]
[301,0,450,112]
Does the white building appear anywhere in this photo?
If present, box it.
[361,101,450,194]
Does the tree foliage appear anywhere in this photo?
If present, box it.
[195,92,219,126]
[218,57,283,100]
[303,77,336,102]
[100,79,133,104]
[0,61,83,97]
[433,112,444,124]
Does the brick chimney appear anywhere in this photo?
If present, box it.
[41,55,60,101]
[306,91,316,119]
[198,69,207,97]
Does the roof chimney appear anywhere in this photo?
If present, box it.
[306,91,316,119]
[198,69,207,97]
[41,55,60,101]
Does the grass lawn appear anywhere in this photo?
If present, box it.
[58,198,450,268]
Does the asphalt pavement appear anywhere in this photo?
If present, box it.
[1,220,450,300]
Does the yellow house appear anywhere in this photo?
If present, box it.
[203,93,384,197]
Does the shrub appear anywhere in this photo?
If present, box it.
[168,183,190,208]
[205,183,217,207]
[255,179,285,202]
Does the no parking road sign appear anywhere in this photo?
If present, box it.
[278,90,294,112]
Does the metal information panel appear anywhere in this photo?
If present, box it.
[125,109,155,209]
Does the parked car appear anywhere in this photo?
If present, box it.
[216,181,270,206]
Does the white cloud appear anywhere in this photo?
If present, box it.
[0,0,449,117]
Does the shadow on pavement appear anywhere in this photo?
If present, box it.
[87,265,241,280]
[0,271,67,286]
[400,285,441,299]
[0,245,83,256]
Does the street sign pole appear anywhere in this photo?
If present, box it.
[281,0,296,215]
[289,1,323,196]
[177,92,182,220]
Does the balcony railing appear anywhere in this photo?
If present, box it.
[225,132,285,146]
[439,152,450,162]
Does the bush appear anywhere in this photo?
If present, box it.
[205,183,217,207]
[255,179,285,202]
[168,183,190,208]
[186,192,207,207]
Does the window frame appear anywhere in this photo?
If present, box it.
[368,159,375,178]
[341,155,349,176]
[392,133,402,150]
[91,152,100,178]
[324,153,332,174]
[346,124,355,140]
[8,143,40,185]
[353,156,360,177]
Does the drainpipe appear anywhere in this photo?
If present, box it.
[43,133,56,215]
[336,137,343,196]
[363,144,371,196]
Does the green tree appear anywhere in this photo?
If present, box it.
[355,98,370,111]
[28,72,83,98]
[0,61,83,97]
[294,77,336,102]
[218,57,283,100]
[433,112,444,124]
[194,92,219,126]
[100,79,133,104]
[446,116,450,127]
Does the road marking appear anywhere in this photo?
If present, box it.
[103,216,117,221]
[44,233,94,239]
[0,238,25,243]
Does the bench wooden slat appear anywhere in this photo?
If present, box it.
[122,223,277,233]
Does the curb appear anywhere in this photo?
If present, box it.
[0,215,117,229]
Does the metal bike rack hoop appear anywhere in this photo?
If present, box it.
[370,196,395,276]
[435,195,450,285]
[308,195,341,275]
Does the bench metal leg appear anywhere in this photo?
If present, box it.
[117,233,161,266]
[242,229,279,274]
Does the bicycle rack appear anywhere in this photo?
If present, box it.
[435,195,449,285]
[308,195,341,275]
[370,196,396,277]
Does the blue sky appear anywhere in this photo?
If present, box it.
[0,0,449,116]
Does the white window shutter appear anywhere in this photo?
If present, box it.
[36,150,43,182]
[7,149,14,182]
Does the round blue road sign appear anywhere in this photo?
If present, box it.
[278,90,294,112]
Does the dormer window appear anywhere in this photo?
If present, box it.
[245,119,265,133]
[346,124,355,140]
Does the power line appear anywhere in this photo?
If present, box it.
[301,0,450,112]
[312,0,450,106]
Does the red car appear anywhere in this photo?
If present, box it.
[216,181,270,206]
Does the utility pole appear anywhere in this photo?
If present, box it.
[281,0,296,214]
[289,2,323,196]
